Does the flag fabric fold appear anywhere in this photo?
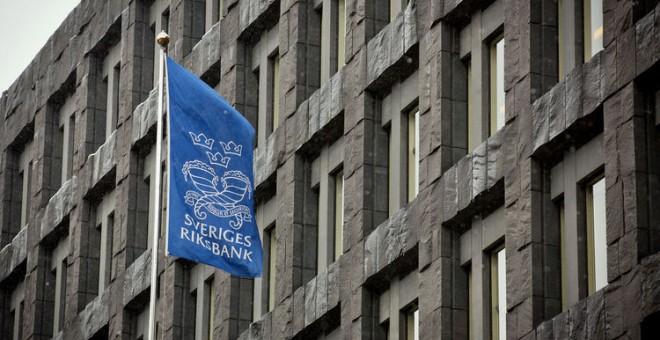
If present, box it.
[166,56,263,278]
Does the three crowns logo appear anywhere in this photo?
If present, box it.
[189,132,242,168]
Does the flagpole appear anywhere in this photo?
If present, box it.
[148,31,169,340]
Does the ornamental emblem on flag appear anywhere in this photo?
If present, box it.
[182,132,253,229]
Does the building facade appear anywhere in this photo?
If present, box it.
[1,0,659,339]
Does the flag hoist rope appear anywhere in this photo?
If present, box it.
[148,31,169,340]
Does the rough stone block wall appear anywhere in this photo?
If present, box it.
[0,0,659,339]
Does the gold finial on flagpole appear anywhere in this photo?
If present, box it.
[156,31,170,48]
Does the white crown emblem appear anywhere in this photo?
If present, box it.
[189,132,214,150]
[220,141,242,156]
[206,151,231,168]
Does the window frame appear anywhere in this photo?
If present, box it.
[253,196,277,320]
[549,133,606,308]
[101,41,122,140]
[251,25,280,147]
[459,0,505,152]
[51,235,70,335]
[189,263,215,340]
[381,71,419,215]
[460,206,506,339]
[378,271,419,340]
[310,137,345,270]
[95,189,117,293]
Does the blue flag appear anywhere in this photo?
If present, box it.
[166,56,263,278]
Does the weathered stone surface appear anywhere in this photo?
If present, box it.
[87,130,116,191]
[132,88,159,144]
[292,286,305,335]
[41,176,77,240]
[253,131,277,187]
[0,227,27,281]
[122,250,151,306]
[304,277,316,327]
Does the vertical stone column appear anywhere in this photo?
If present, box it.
[601,82,653,338]
[503,0,551,338]
[340,0,387,338]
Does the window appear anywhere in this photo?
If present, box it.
[490,246,506,340]
[102,42,121,139]
[558,0,603,78]
[17,141,33,229]
[253,197,277,319]
[389,0,409,21]
[58,94,76,184]
[149,1,170,87]
[460,207,506,339]
[404,305,419,340]
[318,0,346,83]
[550,134,606,308]
[95,190,116,292]
[334,170,344,262]
[251,25,279,147]
[142,144,165,249]
[271,54,280,132]
[407,107,419,201]
[311,137,345,269]
[205,0,222,32]
[489,36,505,135]
[459,0,505,152]
[382,72,419,215]
[8,281,25,340]
[586,176,607,294]
[132,304,150,340]
[190,264,215,340]
[584,0,603,61]
[267,226,277,311]
[378,271,419,339]
[51,235,70,334]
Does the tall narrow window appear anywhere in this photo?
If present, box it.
[466,60,474,152]
[58,95,76,184]
[559,200,568,311]
[96,191,116,292]
[586,176,607,293]
[189,265,214,340]
[18,143,32,229]
[320,0,345,83]
[383,73,419,214]
[404,305,419,340]
[389,0,409,21]
[337,0,346,68]
[207,277,214,340]
[313,139,345,269]
[467,268,473,340]
[267,225,277,311]
[460,1,505,151]
[252,26,279,146]
[9,281,25,340]
[52,235,70,334]
[254,198,276,319]
[407,107,419,202]
[334,170,344,261]
[102,42,121,140]
[205,0,220,31]
[491,246,506,340]
[490,36,505,135]
[558,0,566,80]
[271,54,280,132]
[584,0,603,61]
